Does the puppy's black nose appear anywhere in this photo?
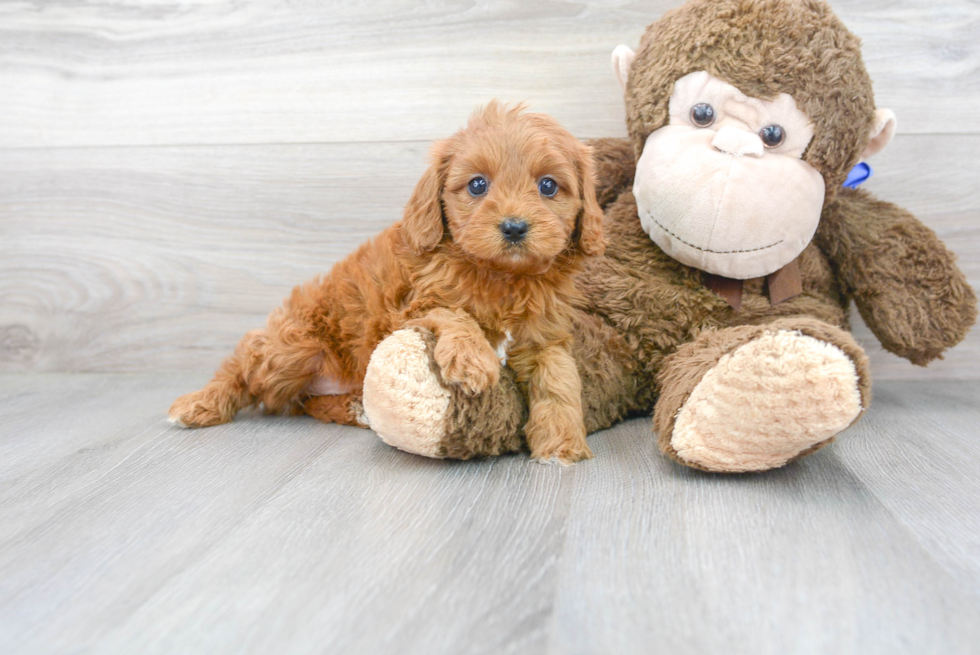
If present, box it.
[499,218,529,244]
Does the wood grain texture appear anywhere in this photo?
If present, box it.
[0,0,978,148]
[0,374,978,653]
[1,135,977,377]
[835,382,980,600]
[0,141,429,373]
[0,0,977,379]
[552,418,980,654]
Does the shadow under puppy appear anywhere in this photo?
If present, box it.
[168,101,605,464]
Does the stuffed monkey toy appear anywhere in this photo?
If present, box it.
[343,0,977,472]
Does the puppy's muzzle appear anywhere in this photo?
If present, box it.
[499,218,529,244]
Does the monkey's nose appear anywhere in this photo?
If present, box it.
[711,125,764,158]
[499,218,529,244]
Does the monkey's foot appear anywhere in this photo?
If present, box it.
[654,319,870,473]
[361,328,526,459]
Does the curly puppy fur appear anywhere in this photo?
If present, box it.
[169,102,605,464]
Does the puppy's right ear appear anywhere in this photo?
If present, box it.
[575,144,606,257]
[402,139,453,254]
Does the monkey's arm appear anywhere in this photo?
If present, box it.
[816,187,977,365]
[584,138,635,208]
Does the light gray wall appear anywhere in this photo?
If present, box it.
[1,0,977,378]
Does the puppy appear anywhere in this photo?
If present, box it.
[168,101,605,463]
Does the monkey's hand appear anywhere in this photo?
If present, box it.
[584,138,635,209]
[816,188,977,365]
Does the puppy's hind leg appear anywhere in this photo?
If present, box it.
[169,329,269,428]
[169,308,326,428]
[303,392,368,428]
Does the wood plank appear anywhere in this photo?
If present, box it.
[1,135,976,378]
[0,0,977,148]
[1,375,978,653]
[0,141,429,373]
[0,374,190,511]
[551,389,980,654]
[91,439,573,655]
[835,382,980,594]
[0,373,573,655]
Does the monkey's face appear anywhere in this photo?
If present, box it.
[633,71,826,280]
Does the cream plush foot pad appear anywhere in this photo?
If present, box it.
[362,329,452,458]
[671,330,863,472]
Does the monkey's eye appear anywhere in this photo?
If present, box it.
[538,177,558,197]
[690,103,715,127]
[467,176,488,197]
[759,125,786,148]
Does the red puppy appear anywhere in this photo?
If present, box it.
[169,102,605,463]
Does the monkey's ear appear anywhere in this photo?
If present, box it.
[861,108,897,159]
[576,146,606,257]
[402,139,452,254]
[611,45,636,93]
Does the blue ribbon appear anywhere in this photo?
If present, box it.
[843,162,872,189]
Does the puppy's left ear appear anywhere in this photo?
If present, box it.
[402,139,453,254]
[575,145,606,257]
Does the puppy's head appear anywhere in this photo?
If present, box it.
[402,101,604,274]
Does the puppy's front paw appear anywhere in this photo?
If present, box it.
[433,338,501,395]
[531,437,594,466]
[528,417,593,465]
[168,389,228,428]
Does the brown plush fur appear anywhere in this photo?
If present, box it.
[590,137,637,209]
[817,188,977,365]
[368,0,976,471]
[404,327,529,460]
[625,0,875,195]
[169,102,606,463]
[426,308,639,459]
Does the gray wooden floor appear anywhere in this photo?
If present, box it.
[1,374,978,654]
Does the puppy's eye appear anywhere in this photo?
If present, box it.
[538,177,558,197]
[467,176,488,197]
[691,103,715,127]
[759,124,786,148]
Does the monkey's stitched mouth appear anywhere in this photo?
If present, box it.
[647,214,783,254]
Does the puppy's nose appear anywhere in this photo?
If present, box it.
[499,218,529,244]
